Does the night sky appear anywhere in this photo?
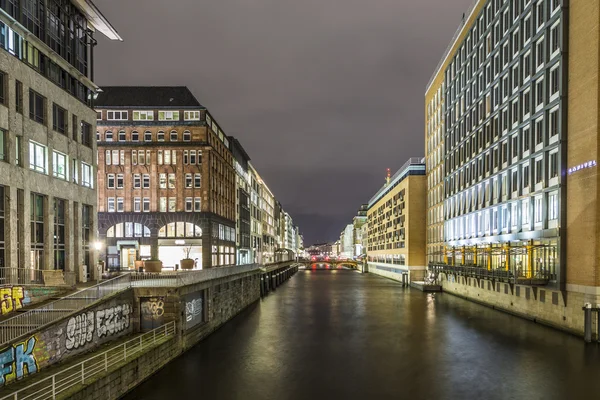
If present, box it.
[94,0,474,245]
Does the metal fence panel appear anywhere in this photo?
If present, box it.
[0,321,176,400]
[0,274,132,346]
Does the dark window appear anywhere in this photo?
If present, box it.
[52,103,67,134]
[54,198,66,271]
[82,204,92,278]
[0,71,5,105]
[81,121,92,147]
[72,115,77,141]
[15,80,22,113]
[30,192,44,270]
[0,130,6,162]
[29,89,45,124]
[550,152,558,178]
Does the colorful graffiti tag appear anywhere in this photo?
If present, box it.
[0,337,38,385]
[0,301,133,387]
[0,287,31,315]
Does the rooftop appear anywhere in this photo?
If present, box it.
[95,86,203,108]
[368,157,425,208]
[72,0,122,41]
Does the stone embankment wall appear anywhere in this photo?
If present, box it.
[440,273,587,336]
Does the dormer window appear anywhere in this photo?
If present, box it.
[133,110,154,121]
[184,111,200,121]
[158,111,179,121]
[107,110,128,120]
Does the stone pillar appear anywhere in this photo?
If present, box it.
[5,186,18,284]
[44,195,54,271]
[22,189,31,272]
[65,200,75,276]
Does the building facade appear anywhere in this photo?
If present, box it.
[249,164,262,264]
[353,204,368,257]
[426,0,600,335]
[428,0,564,283]
[367,158,426,282]
[0,0,120,283]
[96,87,236,270]
[230,137,252,265]
[258,174,276,264]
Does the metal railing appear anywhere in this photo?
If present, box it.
[0,274,131,346]
[430,263,553,284]
[0,269,45,286]
[130,264,261,287]
[0,321,176,400]
[0,269,78,287]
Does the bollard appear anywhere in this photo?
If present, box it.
[584,303,592,343]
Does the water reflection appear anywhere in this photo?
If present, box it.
[124,271,600,400]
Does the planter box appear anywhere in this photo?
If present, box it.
[180,259,194,270]
[144,260,163,273]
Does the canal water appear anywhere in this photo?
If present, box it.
[123,270,600,400]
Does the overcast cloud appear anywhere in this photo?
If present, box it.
[94,0,474,244]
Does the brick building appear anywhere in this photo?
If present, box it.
[0,0,120,283]
[96,87,236,270]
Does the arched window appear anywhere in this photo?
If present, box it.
[158,222,202,238]
[131,131,139,141]
[96,131,101,141]
[144,131,152,141]
[105,130,113,142]
[170,130,178,141]
[106,223,151,238]
[118,130,126,141]
[183,130,191,141]
[157,131,165,141]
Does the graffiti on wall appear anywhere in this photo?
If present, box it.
[64,304,131,349]
[0,287,31,315]
[141,298,165,319]
[184,291,204,329]
[65,312,95,350]
[97,304,132,338]
[0,337,38,385]
[140,297,165,332]
[0,300,133,387]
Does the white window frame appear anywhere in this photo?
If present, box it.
[133,110,154,121]
[82,163,93,188]
[184,111,200,121]
[107,198,115,212]
[107,174,115,189]
[29,141,48,174]
[52,150,67,180]
[106,110,128,121]
[116,197,124,212]
[133,174,141,189]
[158,111,180,121]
